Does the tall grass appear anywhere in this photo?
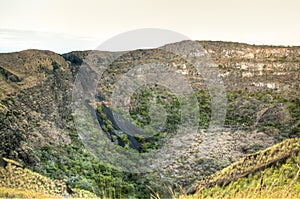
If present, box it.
[150,138,300,199]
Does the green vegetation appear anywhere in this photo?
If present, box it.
[1,44,300,198]
[184,154,300,198]
[192,138,300,190]
[142,139,300,199]
[129,84,181,133]
[0,157,96,198]
[129,87,299,142]
[34,140,137,198]
[1,88,299,198]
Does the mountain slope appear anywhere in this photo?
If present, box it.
[0,157,96,198]
[0,49,138,197]
[184,138,300,198]
[0,41,299,197]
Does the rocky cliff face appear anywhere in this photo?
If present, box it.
[200,41,299,94]
[0,41,299,196]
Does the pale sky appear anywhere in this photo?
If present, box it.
[0,0,300,53]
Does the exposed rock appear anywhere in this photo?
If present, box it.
[0,41,299,197]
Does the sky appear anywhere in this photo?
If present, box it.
[0,0,300,53]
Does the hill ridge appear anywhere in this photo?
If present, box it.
[188,137,300,194]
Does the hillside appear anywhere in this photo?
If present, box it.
[0,157,96,198]
[0,41,299,197]
[1,139,298,198]
[183,138,300,198]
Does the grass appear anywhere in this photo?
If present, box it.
[195,138,299,189]
[142,138,300,199]
[0,65,24,80]
[147,138,300,199]
[0,187,98,198]
[185,153,300,198]
[0,157,97,198]
[179,138,300,199]
[0,187,64,198]
[1,47,299,198]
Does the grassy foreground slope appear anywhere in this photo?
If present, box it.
[0,157,96,198]
[183,138,300,198]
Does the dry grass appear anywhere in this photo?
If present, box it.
[185,161,300,199]
[0,187,64,198]
[181,138,300,199]
[0,158,97,198]
[190,138,300,192]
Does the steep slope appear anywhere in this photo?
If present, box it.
[0,157,96,198]
[184,138,300,198]
[0,49,73,165]
[82,41,299,195]
[0,50,138,197]
[0,41,299,197]
[0,50,70,100]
